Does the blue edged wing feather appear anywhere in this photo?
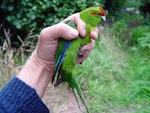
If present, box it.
[52,40,70,84]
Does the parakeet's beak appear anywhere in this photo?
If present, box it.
[102,16,106,21]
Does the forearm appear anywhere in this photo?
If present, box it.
[17,49,53,98]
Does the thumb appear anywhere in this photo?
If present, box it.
[40,23,79,41]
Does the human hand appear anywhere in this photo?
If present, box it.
[35,13,99,74]
[17,13,99,97]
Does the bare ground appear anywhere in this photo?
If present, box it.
[43,84,85,113]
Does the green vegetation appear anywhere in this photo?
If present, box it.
[75,28,150,112]
[0,0,150,112]
[128,26,150,45]
[1,0,104,32]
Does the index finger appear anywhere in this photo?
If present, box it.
[61,13,86,37]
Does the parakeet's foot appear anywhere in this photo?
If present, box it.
[77,47,90,64]
[78,48,90,56]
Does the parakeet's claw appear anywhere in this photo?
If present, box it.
[78,48,90,56]
[77,47,90,64]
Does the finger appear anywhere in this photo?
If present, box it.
[56,23,79,40]
[39,23,79,41]
[74,14,86,37]
[61,13,86,37]
[90,27,99,40]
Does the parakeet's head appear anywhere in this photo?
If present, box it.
[80,7,106,27]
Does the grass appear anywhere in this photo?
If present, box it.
[0,29,33,88]
[0,26,150,112]
[75,27,150,113]
[0,29,17,87]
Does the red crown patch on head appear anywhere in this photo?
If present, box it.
[99,7,105,16]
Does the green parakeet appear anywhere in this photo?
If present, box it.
[52,7,106,113]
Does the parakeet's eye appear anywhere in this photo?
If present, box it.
[96,12,101,15]
[90,12,101,16]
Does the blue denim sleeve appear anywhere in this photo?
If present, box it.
[0,77,50,113]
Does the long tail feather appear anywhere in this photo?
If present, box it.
[73,88,82,111]
[71,75,89,113]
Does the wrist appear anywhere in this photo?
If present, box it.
[33,49,55,74]
[17,50,53,98]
